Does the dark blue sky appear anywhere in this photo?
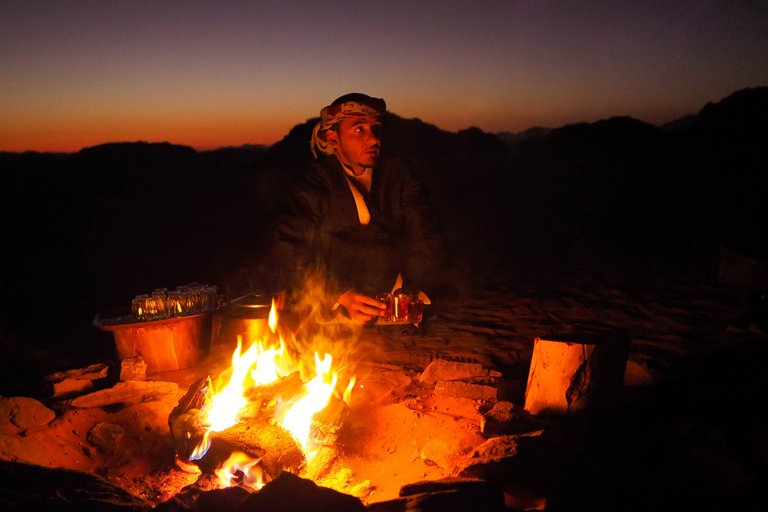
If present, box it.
[2,0,767,151]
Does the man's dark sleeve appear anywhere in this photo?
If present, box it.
[269,167,330,294]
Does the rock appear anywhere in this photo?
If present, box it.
[52,378,94,398]
[0,396,56,431]
[483,401,516,422]
[0,460,151,511]
[420,431,486,470]
[461,435,520,465]
[434,380,497,401]
[70,380,179,408]
[480,401,531,436]
[399,476,500,497]
[44,363,110,383]
[369,478,508,512]
[238,471,366,512]
[417,360,500,384]
[154,485,251,512]
[88,422,126,455]
[457,429,585,510]
[120,356,147,381]
[349,479,372,498]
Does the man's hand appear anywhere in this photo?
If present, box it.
[338,290,385,324]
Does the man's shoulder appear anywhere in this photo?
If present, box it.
[379,153,414,170]
[377,154,424,185]
[301,156,343,184]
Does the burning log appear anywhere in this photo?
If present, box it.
[312,393,350,430]
[241,371,304,417]
[169,376,306,482]
[210,420,306,478]
[524,333,630,418]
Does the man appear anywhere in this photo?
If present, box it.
[271,93,441,324]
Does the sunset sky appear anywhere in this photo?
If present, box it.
[2,0,767,153]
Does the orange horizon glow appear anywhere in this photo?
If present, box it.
[0,109,305,153]
[0,103,697,154]
[0,125,291,154]
[2,2,766,154]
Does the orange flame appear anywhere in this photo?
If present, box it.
[215,451,264,490]
[281,352,338,454]
[192,299,351,485]
[204,338,263,432]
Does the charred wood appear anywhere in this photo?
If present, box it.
[169,375,305,481]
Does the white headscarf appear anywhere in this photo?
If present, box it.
[310,98,385,158]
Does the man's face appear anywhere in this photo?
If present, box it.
[327,116,382,176]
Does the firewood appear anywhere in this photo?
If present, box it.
[312,394,350,430]
[204,419,306,481]
[169,375,306,481]
[302,444,338,481]
[168,376,215,460]
[242,371,304,407]
[524,333,630,418]
[170,376,214,422]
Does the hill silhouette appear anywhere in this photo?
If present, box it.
[1,86,767,353]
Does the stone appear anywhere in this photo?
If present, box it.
[238,471,366,511]
[52,378,94,398]
[480,401,529,436]
[0,396,56,431]
[369,484,507,512]
[434,380,497,401]
[420,431,486,470]
[0,460,151,512]
[462,435,520,465]
[399,476,500,497]
[120,356,148,381]
[349,479,372,498]
[45,363,110,382]
[417,360,500,384]
[70,380,179,408]
[88,422,126,455]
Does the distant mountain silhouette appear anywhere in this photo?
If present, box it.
[1,86,766,348]
[691,86,768,134]
[496,127,553,144]
[660,114,697,133]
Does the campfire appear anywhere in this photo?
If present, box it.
[0,277,647,512]
[169,299,357,492]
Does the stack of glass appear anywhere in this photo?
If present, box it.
[375,292,425,323]
[131,283,219,322]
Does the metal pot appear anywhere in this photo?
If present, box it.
[212,294,278,348]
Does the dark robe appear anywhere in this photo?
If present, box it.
[271,153,441,309]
